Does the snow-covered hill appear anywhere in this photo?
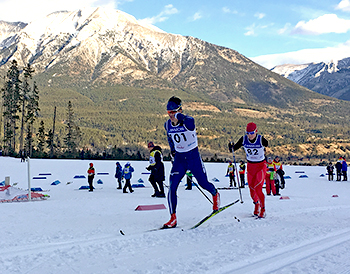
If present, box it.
[1,157,350,273]
[272,58,350,100]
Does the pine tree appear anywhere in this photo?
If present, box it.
[64,101,81,156]
[37,120,46,155]
[2,60,21,155]
[19,63,34,153]
[25,81,39,157]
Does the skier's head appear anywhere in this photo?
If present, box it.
[167,96,182,112]
[228,160,232,164]
[246,122,257,140]
[89,163,93,167]
[267,157,272,163]
[274,156,280,162]
[126,162,130,166]
[116,162,120,165]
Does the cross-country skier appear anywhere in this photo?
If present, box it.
[229,122,268,218]
[163,96,220,228]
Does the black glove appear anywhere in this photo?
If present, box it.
[228,142,234,152]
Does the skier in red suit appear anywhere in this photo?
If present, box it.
[229,122,268,218]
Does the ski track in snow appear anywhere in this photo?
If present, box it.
[1,158,350,273]
[220,228,350,274]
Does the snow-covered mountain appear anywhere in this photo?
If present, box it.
[272,58,350,101]
[0,7,312,105]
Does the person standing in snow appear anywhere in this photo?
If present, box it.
[115,162,123,189]
[146,141,165,197]
[239,160,246,188]
[122,162,134,193]
[335,157,343,181]
[265,157,276,196]
[273,156,285,189]
[342,158,347,181]
[163,96,220,229]
[87,163,95,192]
[226,160,236,187]
[229,122,268,218]
[326,162,334,181]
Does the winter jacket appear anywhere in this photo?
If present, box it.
[123,164,134,180]
[147,146,165,182]
[115,163,123,179]
[342,161,348,172]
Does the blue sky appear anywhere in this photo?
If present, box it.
[1,0,350,68]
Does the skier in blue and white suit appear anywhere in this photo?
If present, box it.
[162,96,220,229]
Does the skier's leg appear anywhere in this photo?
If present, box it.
[167,157,186,214]
[189,153,216,195]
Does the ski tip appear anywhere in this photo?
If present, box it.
[119,230,125,235]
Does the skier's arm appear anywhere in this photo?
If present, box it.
[262,136,268,147]
[230,136,243,152]
[175,113,195,131]
[164,121,175,155]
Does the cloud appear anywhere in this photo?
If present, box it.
[292,14,350,35]
[278,23,291,34]
[244,24,256,36]
[222,7,238,14]
[139,4,179,25]
[190,12,203,21]
[335,0,350,12]
[0,0,118,23]
[251,40,350,69]
[254,12,265,19]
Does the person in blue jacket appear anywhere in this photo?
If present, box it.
[162,96,220,229]
[122,162,134,193]
[115,162,123,189]
[342,158,347,181]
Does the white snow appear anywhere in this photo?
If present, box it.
[1,157,350,273]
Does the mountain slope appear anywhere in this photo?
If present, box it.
[0,7,350,160]
[272,58,350,101]
[0,7,325,106]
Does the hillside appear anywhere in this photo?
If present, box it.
[272,58,350,101]
[0,7,350,161]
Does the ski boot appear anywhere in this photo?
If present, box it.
[258,207,266,219]
[213,191,220,211]
[253,202,260,217]
[162,213,177,229]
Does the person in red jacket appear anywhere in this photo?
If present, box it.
[87,163,95,192]
[229,122,268,218]
[265,157,276,195]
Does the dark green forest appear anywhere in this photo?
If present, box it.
[2,61,350,163]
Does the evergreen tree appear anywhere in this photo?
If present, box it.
[64,101,81,156]
[37,120,46,154]
[19,64,34,153]
[2,60,21,155]
[24,81,39,157]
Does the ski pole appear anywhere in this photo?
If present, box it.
[232,147,244,203]
[191,177,213,204]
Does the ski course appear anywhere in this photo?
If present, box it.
[219,228,350,274]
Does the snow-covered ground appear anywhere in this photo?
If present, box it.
[1,157,350,274]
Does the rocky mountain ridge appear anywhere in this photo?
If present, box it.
[0,7,321,106]
[272,57,350,101]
